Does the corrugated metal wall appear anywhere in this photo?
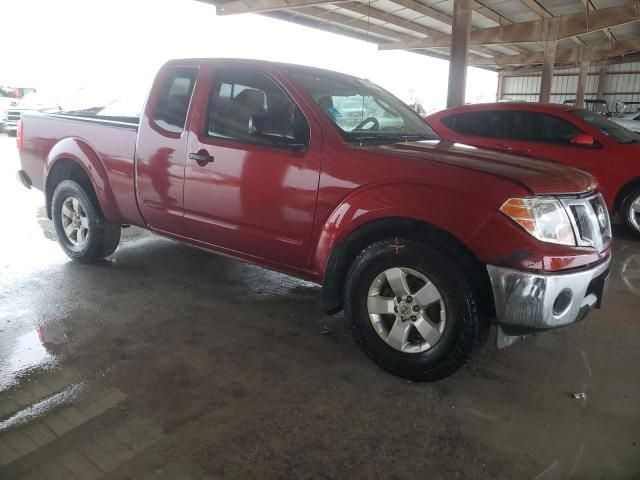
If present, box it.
[500,62,640,107]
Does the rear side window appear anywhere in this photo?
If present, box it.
[152,67,198,134]
[441,111,502,138]
[206,69,308,147]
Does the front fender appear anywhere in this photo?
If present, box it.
[45,137,120,221]
[312,182,495,278]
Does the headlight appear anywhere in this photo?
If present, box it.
[499,197,575,246]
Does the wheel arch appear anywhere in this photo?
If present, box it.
[320,217,493,317]
[44,138,119,221]
[613,176,640,213]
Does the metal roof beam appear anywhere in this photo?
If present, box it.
[297,6,495,58]
[217,0,527,54]
[519,0,585,46]
[386,0,453,27]
[335,3,495,57]
[217,0,350,15]
[375,0,527,54]
[472,38,640,66]
[519,0,552,18]
[293,6,418,41]
[379,3,640,50]
[290,6,491,62]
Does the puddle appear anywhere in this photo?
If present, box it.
[0,329,58,391]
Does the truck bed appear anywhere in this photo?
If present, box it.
[19,111,144,226]
[51,112,140,129]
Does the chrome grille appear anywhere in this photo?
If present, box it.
[561,193,611,251]
[6,110,21,122]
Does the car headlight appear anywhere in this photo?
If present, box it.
[499,197,575,246]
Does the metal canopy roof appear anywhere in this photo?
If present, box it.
[199,0,640,71]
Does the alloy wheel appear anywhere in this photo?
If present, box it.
[367,267,446,353]
[60,196,90,247]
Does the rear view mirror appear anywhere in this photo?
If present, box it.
[570,134,596,146]
[250,114,306,150]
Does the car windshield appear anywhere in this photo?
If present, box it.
[287,67,438,144]
[571,109,640,144]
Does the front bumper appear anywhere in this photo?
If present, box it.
[487,257,610,337]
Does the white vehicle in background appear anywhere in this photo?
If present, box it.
[611,112,640,133]
[611,102,640,133]
[1,87,35,133]
[3,88,111,136]
[4,91,61,136]
[0,97,18,133]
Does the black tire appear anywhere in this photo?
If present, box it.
[52,180,121,263]
[621,187,640,239]
[6,130,17,137]
[345,238,481,381]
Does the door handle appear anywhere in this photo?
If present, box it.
[189,152,214,163]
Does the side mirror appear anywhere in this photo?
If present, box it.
[570,134,596,146]
[250,114,306,150]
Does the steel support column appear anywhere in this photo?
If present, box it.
[446,0,472,108]
[540,18,560,103]
[496,71,504,101]
[596,63,609,99]
[576,46,592,108]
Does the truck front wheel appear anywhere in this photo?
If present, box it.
[52,180,121,263]
[345,238,481,381]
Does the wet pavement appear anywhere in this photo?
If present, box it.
[0,134,639,480]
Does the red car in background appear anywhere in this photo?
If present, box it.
[427,103,640,238]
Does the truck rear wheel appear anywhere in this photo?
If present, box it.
[345,238,481,381]
[621,188,640,239]
[52,180,121,263]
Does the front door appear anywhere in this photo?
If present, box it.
[183,67,321,268]
[502,111,608,183]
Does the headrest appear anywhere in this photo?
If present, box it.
[234,89,265,112]
[318,96,333,109]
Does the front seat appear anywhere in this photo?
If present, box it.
[218,88,266,140]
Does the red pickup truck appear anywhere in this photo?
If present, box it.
[427,102,640,238]
[17,59,612,381]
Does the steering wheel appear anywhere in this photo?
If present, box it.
[353,117,379,131]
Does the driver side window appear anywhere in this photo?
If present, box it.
[541,114,582,144]
[207,69,309,147]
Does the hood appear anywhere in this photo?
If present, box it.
[377,140,597,196]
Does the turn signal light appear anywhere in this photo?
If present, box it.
[499,197,575,246]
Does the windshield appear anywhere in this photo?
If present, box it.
[287,67,438,143]
[572,109,640,144]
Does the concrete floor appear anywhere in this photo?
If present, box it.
[0,134,639,480]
